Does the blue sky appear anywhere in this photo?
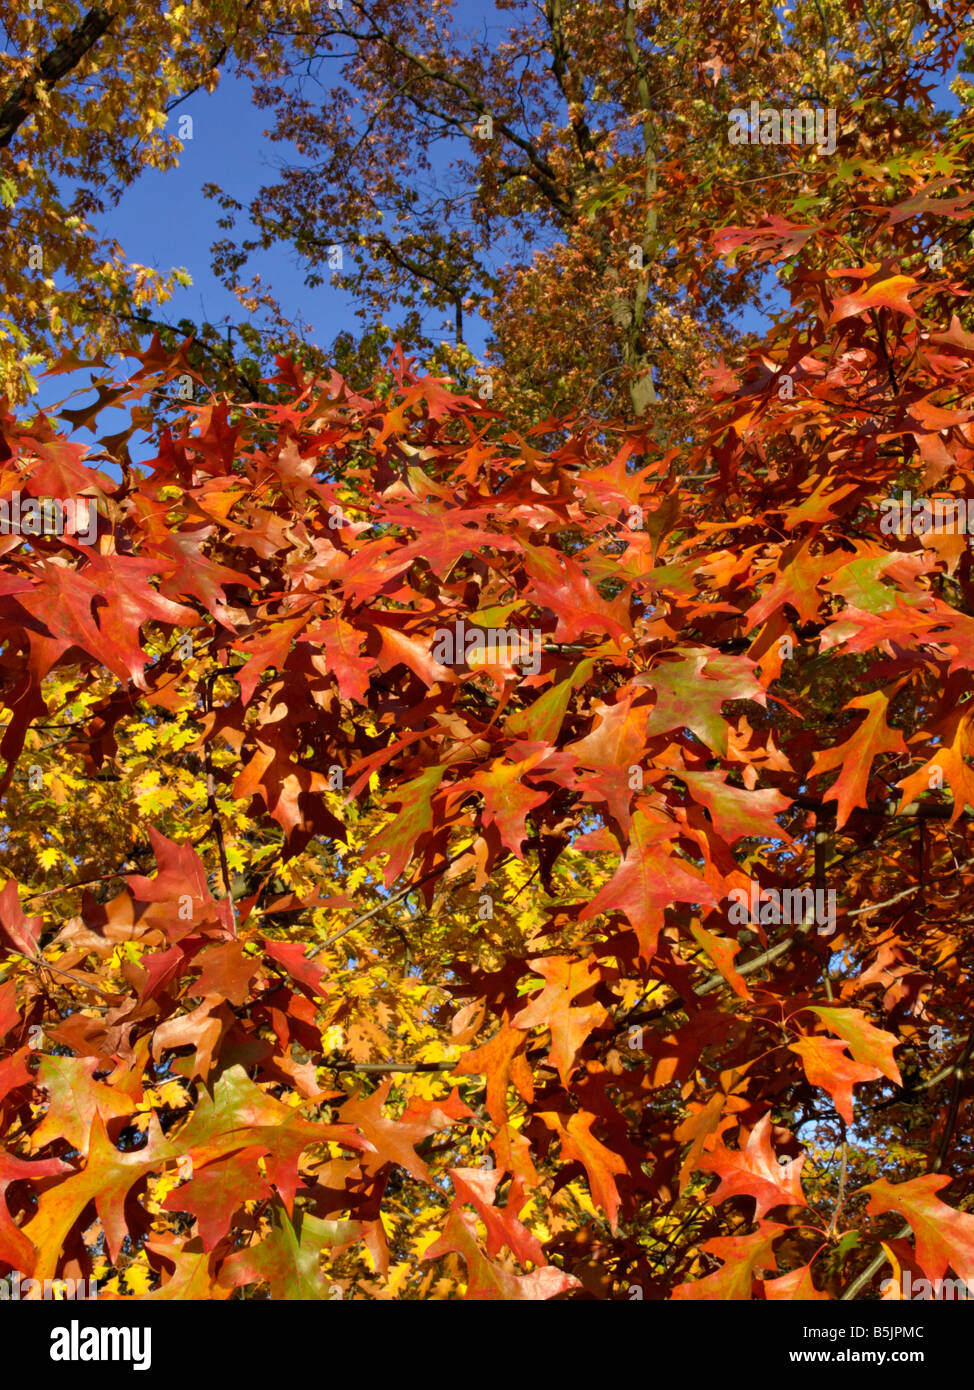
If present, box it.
[37,0,511,430]
[31,5,967,437]
[115,72,349,352]
[39,67,461,427]
[102,68,495,364]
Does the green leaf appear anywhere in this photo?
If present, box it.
[217,1206,361,1299]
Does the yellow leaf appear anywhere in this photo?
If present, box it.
[122,1262,154,1295]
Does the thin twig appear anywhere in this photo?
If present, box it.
[840,1021,974,1300]
[201,672,236,935]
[310,850,467,956]
[325,1061,459,1073]
[1,947,120,1002]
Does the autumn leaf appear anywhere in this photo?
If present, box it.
[805,1007,903,1086]
[217,1206,362,1299]
[638,648,766,755]
[827,273,919,324]
[764,1262,829,1300]
[788,1036,881,1125]
[807,689,909,828]
[30,1055,138,1157]
[23,1113,175,1280]
[423,1209,579,1300]
[512,956,609,1088]
[861,1176,974,1285]
[672,1223,788,1300]
[694,1116,807,1219]
[454,1023,534,1126]
[448,1168,545,1268]
[536,1110,628,1233]
[162,1147,272,1251]
[579,809,716,958]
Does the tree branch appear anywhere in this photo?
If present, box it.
[325,1061,459,1073]
[310,850,467,956]
[0,6,117,149]
[840,1021,974,1300]
[201,672,236,934]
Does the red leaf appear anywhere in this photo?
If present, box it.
[423,1209,579,1300]
[789,1035,881,1125]
[862,1175,974,1285]
[672,1222,788,1299]
[512,956,609,1087]
[579,810,716,959]
[449,1168,545,1267]
[0,880,42,957]
[695,1115,807,1218]
[233,614,309,705]
[162,1147,272,1250]
[828,273,919,324]
[806,1006,902,1085]
[808,689,909,828]
[537,1109,628,1232]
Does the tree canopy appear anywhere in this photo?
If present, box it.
[1,0,974,1304]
